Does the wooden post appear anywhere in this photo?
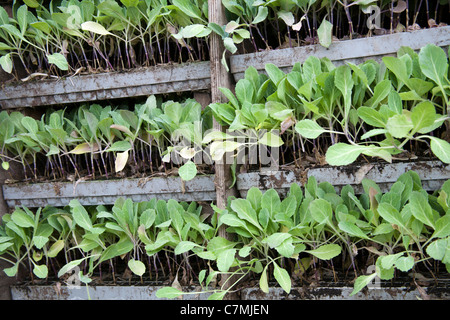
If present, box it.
[208,0,236,215]
[208,0,238,297]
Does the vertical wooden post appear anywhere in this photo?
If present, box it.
[208,0,236,214]
[208,0,238,297]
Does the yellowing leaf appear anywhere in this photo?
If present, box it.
[115,150,129,172]
[179,147,195,159]
[81,21,112,35]
[69,142,99,154]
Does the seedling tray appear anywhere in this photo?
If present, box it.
[240,284,450,300]
[236,160,450,198]
[0,61,211,109]
[230,26,450,81]
[2,175,216,208]
[10,284,211,300]
[10,282,449,300]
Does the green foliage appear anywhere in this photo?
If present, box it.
[208,44,450,167]
[1,171,448,299]
[0,0,211,77]
[0,95,210,181]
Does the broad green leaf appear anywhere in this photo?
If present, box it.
[58,258,84,277]
[174,241,200,255]
[172,0,204,21]
[33,264,48,279]
[265,63,285,85]
[361,129,387,140]
[120,0,139,7]
[220,213,249,230]
[247,187,262,211]
[32,236,49,249]
[273,262,291,293]
[23,0,40,8]
[206,236,236,255]
[230,198,261,230]
[1,162,9,171]
[168,199,184,236]
[394,256,415,272]
[97,0,126,18]
[140,209,156,229]
[17,5,28,35]
[281,195,297,218]
[128,259,145,276]
[155,287,184,299]
[107,141,131,152]
[350,273,377,296]
[325,143,363,166]
[208,291,227,300]
[309,198,332,225]
[317,18,332,48]
[377,203,406,230]
[0,42,15,51]
[258,208,270,231]
[252,6,268,24]
[432,215,450,239]
[428,137,450,164]
[259,266,269,293]
[11,209,35,228]
[409,191,435,228]
[238,246,252,258]
[259,132,283,147]
[218,87,239,109]
[81,21,112,35]
[370,79,392,108]
[21,116,38,134]
[357,107,386,128]
[388,91,403,114]
[295,119,326,139]
[235,79,254,104]
[100,239,133,263]
[372,223,394,235]
[262,233,292,248]
[419,44,448,85]
[261,189,281,217]
[380,253,403,269]
[335,65,353,113]
[179,24,207,38]
[386,114,412,138]
[6,222,28,243]
[278,10,295,26]
[347,62,369,87]
[426,238,447,260]
[383,56,410,87]
[208,22,225,37]
[338,221,369,239]
[72,205,93,231]
[178,160,197,181]
[217,248,236,272]
[0,7,7,25]
[306,244,342,260]
[46,53,68,71]
[4,264,18,277]
[47,240,65,258]
[410,101,436,134]
[0,25,25,41]
[275,238,295,258]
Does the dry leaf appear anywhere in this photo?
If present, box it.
[428,19,438,28]
[115,150,129,173]
[393,0,407,13]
